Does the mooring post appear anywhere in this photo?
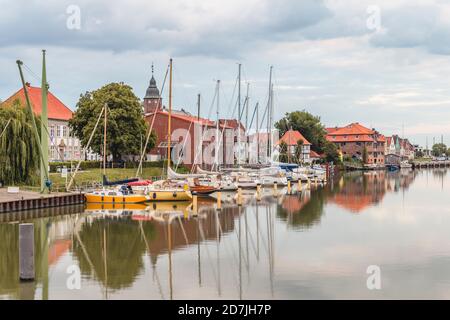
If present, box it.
[298,179,302,192]
[19,223,34,281]
[256,184,261,201]
[216,191,222,210]
[287,180,291,194]
[192,192,198,215]
[237,188,243,206]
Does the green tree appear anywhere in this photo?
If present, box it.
[294,139,304,164]
[362,145,368,163]
[279,141,288,163]
[432,143,447,157]
[0,100,41,185]
[69,83,156,161]
[323,141,340,163]
[275,110,340,163]
[275,110,327,153]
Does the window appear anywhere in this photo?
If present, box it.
[63,126,67,137]
[50,125,55,138]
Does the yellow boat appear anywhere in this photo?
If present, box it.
[84,189,149,204]
[146,189,192,201]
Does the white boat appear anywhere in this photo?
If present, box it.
[400,161,412,169]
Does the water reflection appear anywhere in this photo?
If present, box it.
[2,168,449,299]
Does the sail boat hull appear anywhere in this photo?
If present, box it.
[147,189,193,201]
[85,193,148,204]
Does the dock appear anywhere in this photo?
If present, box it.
[412,161,450,169]
[0,188,85,213]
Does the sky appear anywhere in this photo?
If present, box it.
[1,0,450,147]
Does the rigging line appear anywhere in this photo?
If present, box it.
[190,86,218,172]
[23,63,42,83]
[247,102,258,134]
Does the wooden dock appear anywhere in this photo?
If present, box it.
[0,188,85,213]
[412,161,450,169]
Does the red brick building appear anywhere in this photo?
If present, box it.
[143,73,243,168]
[326,122,386,165]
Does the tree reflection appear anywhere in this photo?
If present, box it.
[72,217,156,291]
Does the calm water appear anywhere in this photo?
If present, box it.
[1,169,449,300]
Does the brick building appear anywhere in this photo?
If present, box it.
[326,122,386,165]
[143,72,244,168]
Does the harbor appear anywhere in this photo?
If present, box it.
[1,168,449,299]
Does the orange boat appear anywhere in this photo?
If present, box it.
[190,184,218,196]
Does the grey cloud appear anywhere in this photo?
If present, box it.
[0,0,332,58]
[370,4,450,55]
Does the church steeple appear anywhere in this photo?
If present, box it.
[143,63,162,113]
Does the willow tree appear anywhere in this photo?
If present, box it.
[0,100,41,185]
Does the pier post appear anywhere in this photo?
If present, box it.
[216,191,222,210]
[19,223,34,281]
[192,192,198,215]
[287,180,291,194]
[237,188,243,206]
[298,179,302,192]
[307,178,311,189]
[256,184,261,201]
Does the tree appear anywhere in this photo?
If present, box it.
[279,141,288,163]
[69,83,156,161]
[0,100,41,185]
[362,145,368,163]
[294,139,304,164]
[323,141,340,163]
[275,110,327,153]
[432,143,447,157]
[275,110,342,164]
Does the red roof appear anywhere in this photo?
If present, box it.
[146,110,235,129]
[277,129,311,146]
[3,86,73,121]
[325,123,385,143]
[310,150,322,158]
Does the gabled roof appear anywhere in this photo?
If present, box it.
[3,85,73,121]
[328,122,374,136]
[277,129,311,145]
[145,110,234,129]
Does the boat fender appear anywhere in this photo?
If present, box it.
[152,192,157,199]
[173,192,177,198]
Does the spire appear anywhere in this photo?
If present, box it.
[145,64,160,99]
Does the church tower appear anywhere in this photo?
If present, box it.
[143,64,162,114]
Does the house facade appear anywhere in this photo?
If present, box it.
[326,122,386,165]
[385,135,415,162]
[2,84,94,161]
[276,129,312,163]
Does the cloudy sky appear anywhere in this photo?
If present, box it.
[1,0,450,146]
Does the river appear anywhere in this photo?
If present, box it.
[1,168,449,299]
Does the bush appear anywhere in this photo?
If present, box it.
[49,160,167,172]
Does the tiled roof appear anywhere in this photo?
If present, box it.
[326,123,385,143]
[3,86,73,121]
[310,150,322,158]
[146,110,234,128]
[277,129,311,145]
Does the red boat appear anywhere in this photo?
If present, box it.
[189,184,218,196]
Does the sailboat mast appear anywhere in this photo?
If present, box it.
[215,80,220,169]
[167,58,173,171]
[267,66,273,163]
[237,63,241,166]
[245,82,249,164]
[40,50,49,193]
[103,103,107,176]
[256,102,259,164]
